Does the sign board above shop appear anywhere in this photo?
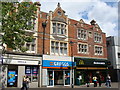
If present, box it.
[42,60,75,68]
[3,59,39,65]
[75,58,107,67]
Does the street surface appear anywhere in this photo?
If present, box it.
[1,82,119,90]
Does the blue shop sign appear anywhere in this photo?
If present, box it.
[43,60,74,68]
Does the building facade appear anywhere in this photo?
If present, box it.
[38,3,108,86]
[1,2,42,88]
[106,36,120,82]
[2,2,108,88]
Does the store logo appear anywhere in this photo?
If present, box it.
[93,62,105,65]
[79,60,84,65]
[50,61,69,66]
[50,62,54,65]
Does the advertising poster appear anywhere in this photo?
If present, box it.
[8,71,16,86]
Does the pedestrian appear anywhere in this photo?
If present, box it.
[93,76,97,87]
[26,76,30,88]
[85,75,90,87]
[97,75,102,87]
[106,74,111,88]
[21,75,27,90]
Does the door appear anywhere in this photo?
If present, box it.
[7,70,18,87]
[47,70,54,87]
[64,70,70,86]
[54,71,64,85]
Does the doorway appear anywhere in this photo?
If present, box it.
[47,70,71,87]
[54,71,64,85]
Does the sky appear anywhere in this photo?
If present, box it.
[33,0,118,37]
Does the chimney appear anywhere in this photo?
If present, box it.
[90,20,96,25]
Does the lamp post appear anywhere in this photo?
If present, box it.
[69,41,74,88]
[42,21,47,54]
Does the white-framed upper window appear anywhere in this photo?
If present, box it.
[52,22,66,35]
[94,32,102,43]
[51,41,67,55]
[94,45,103,55]
[78,43,88,54]
[26,38,36,52]
[77,28,87,40]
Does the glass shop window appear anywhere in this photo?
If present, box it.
[25,66,39,82]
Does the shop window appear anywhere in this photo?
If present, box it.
[25,66,38,82]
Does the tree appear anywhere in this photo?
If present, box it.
[1,2,39,52]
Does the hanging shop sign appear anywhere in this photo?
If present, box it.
[42,60,75,68]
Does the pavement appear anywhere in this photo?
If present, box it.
[1,82,119,90]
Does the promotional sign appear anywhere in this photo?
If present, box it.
[42,60,73,68]
[8,71,17,86]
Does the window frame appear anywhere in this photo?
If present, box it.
[78,43,88,54]
[94,45,103,55]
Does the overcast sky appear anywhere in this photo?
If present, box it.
[33,0,118,37]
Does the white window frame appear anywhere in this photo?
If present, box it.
[78,43,88,54]
[94,32,102,43]
[94,45,103,55]
[52,22,67,35]
[77,28,87,40]
[50,41,68,56]
[26,38,36,53]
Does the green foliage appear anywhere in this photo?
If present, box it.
[1,2,37,52]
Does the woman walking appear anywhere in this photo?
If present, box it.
[21,75,28,90]
[106,74,111,88]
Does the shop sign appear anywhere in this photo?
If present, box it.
[3,59,39,65]
[79,60,84,65]
[75,58,107,66]
[93,62,105,65]
[43,60,73,68]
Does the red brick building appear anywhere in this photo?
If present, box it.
[1,2,108,88]
[38,3,108,86]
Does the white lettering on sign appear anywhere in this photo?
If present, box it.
[18,61,26,63]
[54,62,69,66]
[93,62,105,65]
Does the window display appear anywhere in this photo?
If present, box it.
[25,66,38,82]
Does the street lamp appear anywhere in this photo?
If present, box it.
[42,21,47,54]
[69,41,74,88]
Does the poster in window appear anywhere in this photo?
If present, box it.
[8,71,16,86]
[25,66,31,74]
[32,66,38,74]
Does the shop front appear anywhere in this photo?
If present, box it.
[74,57,108,85]
[42,55,74,87]
[2,53,42,88]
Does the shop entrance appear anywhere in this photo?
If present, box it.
[54,71,64,85]
[47,70,71,87]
